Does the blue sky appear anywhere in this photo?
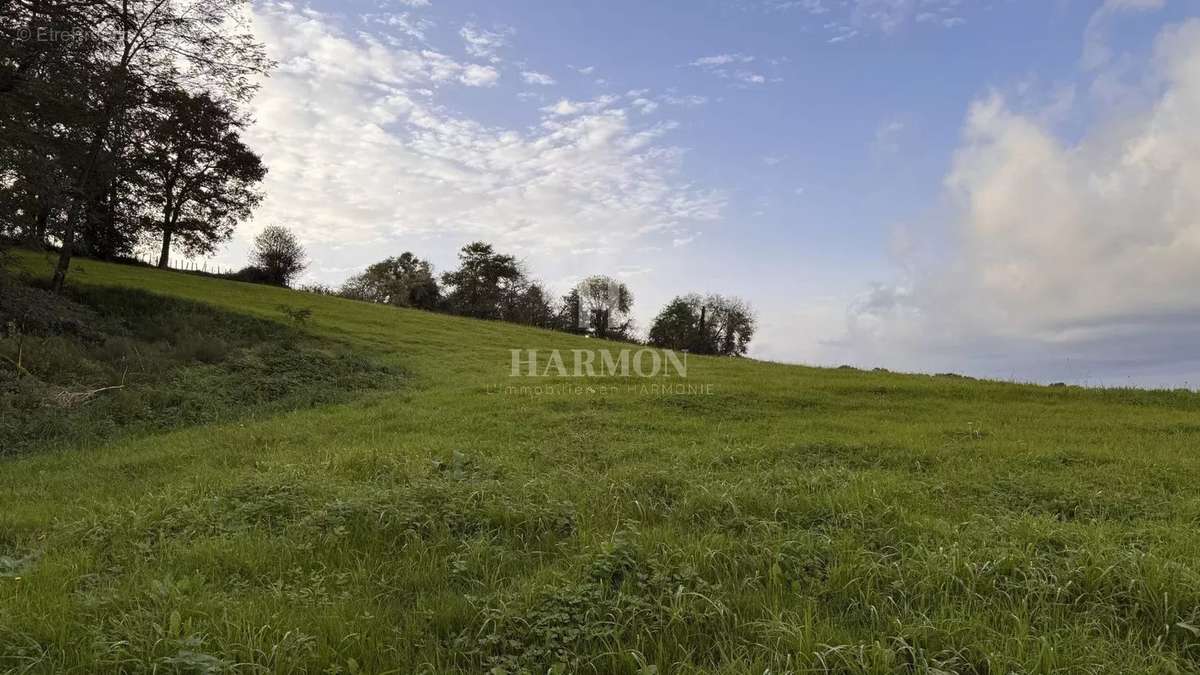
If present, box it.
[210,0,1200,387]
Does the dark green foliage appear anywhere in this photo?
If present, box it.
[1,0,273,291]
[223,264,277,285]
[0,280,399,456]
[340,252,440,309]
[0,280,104,340]
[649,293,756,356]
[139,87,266,269]
[299,283,338,296]
[555,288,586,334]
[457,538,730,673]
[440,241,524,320]
[504,280,557,328]
[77,187,143,260]
[648,296,707,352]
[576,275,634,340]
[277,304,313,324]
[250,226,307,287]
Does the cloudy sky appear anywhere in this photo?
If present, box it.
[206,0,1200,388]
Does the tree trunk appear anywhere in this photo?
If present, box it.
[50,137,105,291]
[50,59,130,292]
[158,228,173,268]
[30,198,51,246]
[50,198,84,292]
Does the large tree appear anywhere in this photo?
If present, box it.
[0,2,98,246]
[23,0,272,291]
[440,242,524,320]
[576,275,634,340]
[554,288,586,334]
[340,253,440,309]
[648,293,756,356]
[648,295,707,353]
[138,87,265,268]
[501,280,556,328]
[75,96,151,259]
[705,294,756,356]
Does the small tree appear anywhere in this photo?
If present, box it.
[251,225,307,287]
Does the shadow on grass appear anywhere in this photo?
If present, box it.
[0,275,403,457]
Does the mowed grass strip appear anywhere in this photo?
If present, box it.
[2,250,1200,673]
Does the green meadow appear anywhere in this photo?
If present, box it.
[2,250,1200,674]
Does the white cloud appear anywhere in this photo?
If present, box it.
[363,12,433,42]
[540,95,619,116]
[631,98,659,114]
[827,29,859,44]
[689,53,771,86]
[459,23,511,62]
[690,53,755,67]
[771,0,974,40]
[838,19,1200,383]
[1083,0,1166,69]
[661,93,709,107]
[239,3,720,285]
[459,63,500,86]
[768,0,829,13]
[520,70,557,86]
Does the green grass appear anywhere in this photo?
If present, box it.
[2,249,1200,674]
[0,278,400,457]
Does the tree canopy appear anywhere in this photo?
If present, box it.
[138,88,265,269]
[648,293,756,356]
[340,253,440,309]
[0,0,273,290]
[251,226,307,287]
[440,242,524,320]
[576,275,634,340]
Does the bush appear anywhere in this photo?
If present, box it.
[223,265,277,285]
[0,282,106,339]
[277,305,313,325]
[175,334,231,364]
[299,283,337,296]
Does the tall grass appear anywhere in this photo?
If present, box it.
[1,250,1198,673]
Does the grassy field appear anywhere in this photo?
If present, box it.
[2,250,1200,674]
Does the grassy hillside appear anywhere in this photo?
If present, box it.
[2,250,1200,674]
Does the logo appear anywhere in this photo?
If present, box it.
[510,349,687,378]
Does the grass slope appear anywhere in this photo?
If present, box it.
[0,278,400,456]
[2,250,1200,674]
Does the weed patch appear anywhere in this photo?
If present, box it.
[458,538,732,673]
[0,281,401,455]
